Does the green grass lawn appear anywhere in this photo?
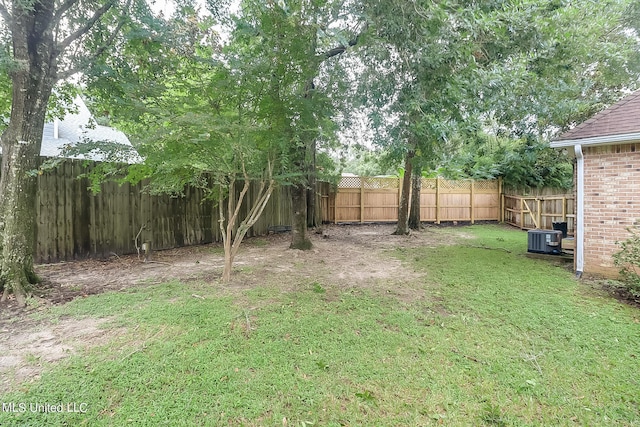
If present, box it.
[1,225,638,426]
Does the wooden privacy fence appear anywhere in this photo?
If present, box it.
[502,192,575,235]
[31,159,573,263]
[325,176,502,223]
[34,158,328,263]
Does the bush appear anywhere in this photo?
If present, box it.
[433,134,573,189]
[613,225,640,297]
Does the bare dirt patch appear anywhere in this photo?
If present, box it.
[0,223,473,393]
[0,317,117,393]
[0,223,467,310]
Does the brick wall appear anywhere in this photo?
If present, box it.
[582,143,640,275]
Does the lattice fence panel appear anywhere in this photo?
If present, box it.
[439,179,472,191]
[421,178,437,190]
[474,180,499,192]
[338,176,362,188]
[362,177,399,189]
[339,176,400,189]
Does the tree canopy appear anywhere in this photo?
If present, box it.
[348,0,640,191]
[2,0,640,301]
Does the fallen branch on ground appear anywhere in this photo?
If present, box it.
[463,245,512,253]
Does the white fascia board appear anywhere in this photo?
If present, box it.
[550,132,640,148]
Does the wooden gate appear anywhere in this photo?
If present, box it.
[502,193,575,234]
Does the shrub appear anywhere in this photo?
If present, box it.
[613,225,640,297]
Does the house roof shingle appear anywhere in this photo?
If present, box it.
[552,90,640,146]
[1,96,140,162]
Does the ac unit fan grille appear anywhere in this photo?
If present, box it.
[527,230,563,254]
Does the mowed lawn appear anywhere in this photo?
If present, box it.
[1,225,638,426]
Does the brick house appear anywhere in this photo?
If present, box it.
[551,91,640,277]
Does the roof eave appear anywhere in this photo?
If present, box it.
[550,132,640,148]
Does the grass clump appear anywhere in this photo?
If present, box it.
[0,225,638,426]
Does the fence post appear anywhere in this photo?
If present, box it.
[498,177,504,223]
[435,177,440,224]
[360,177,365,223]
[519,196,524,229]
[537,198,542,229]
[470,180,475,224]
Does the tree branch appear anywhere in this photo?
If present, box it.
[322,25,367,59]
[0,2,10,24]
[0,1,13,27]
[57,2,129,80]
[57,0,116,53]
[323,46,343,58]
[218,183,226,244]
[230,162,251,227]
[52,0,81,28]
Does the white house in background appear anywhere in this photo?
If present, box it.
[39,95,139,162]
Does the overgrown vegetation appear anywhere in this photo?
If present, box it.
[1,226,638,426]
[613,224,640,297]
[433,134,573,189]
[341,132,574,191]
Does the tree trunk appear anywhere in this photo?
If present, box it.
[222,238,233,283]
[289,138,313,250]
[408,166,422,230]
[290,73,315,250]
[0,1,56,305]
[393,151,414,235]
[0,133,43,306]
[290,183,313,250]
[220,178,239,284]
[306,139,317,228]
[220,170,275,283]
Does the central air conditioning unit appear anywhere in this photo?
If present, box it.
[527,229,563,255]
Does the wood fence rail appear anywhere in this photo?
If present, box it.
[502,193,575,234]
[325,177,502,224]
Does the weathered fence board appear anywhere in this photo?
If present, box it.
[326,177,501,224]
[32,158,325,263]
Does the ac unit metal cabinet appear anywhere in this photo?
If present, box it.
[527,230,563,254]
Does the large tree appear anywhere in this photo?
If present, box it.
[232,0,364,250]
[471,0,640,136]
[0,0,155,305]
[78,1,352,275]
[69,4,278,283]
[119,6,283,283]
[362,0,493,234]
[360,0,640,234]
